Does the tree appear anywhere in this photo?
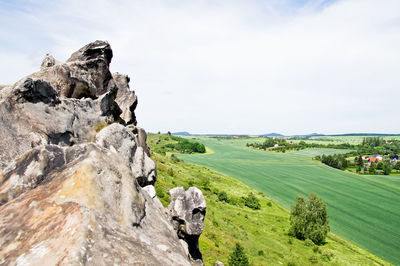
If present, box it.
[356,165,362,173]
[289,193,330,245]
[369,163,376,174]
[357,156,363,167]
[383,161,392,175]
[377,161,384,170]
[229,243,250,266]
[395,161,400,172]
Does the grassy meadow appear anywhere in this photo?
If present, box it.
[147,135,391,265]
[177,138,400,265]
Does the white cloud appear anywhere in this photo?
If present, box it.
[0,0,399,134]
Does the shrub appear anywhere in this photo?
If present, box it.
[242,192,261,210]
[309,255,318,264]
[304,239,314,247]
[218,191,229,203]
[228,243,250,266]
[170,154,180,163]
[289,193,330,245]
[155,185,165,199]
[257,250,264,256]
[167,168,174,177]
[321,251,334,262]
[200,177,211,191]
[312,246,320,253]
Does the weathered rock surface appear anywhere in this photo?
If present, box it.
[0,143,189,265]
[0,41,205,265]
[169,187,207,264]
[30,40,114,99]
[113,73,137,125]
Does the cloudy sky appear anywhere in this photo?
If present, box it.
[1,0,399,135]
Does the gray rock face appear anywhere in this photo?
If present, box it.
[95,123,156,187]
[169,187,207,264]
[113,73,137,125]
[0,41,135,171]
[0,142,190,265]
[28,40,114,99]
[0,40,205,265]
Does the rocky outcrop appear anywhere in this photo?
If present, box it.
[113,73,137,125]
[169,187,207,265]
[0,41,205,265]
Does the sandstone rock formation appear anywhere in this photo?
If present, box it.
[0,41,206,265]
[169,187,207,265]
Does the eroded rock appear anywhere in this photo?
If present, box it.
[40,53,59,69]
[0,142,190,265]
[169,187,207,264]
[0,40,205,265]
[113,73,137,125]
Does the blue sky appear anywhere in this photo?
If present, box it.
[1,0,399,135]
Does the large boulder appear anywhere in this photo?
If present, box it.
[169,187,207,264]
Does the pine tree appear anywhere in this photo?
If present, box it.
[228,243,250,266]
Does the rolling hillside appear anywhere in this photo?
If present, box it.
[177,138,400,265]
[148,135,391,265]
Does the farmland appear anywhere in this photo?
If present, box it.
[147,134,390,265]
[178,138,400,265]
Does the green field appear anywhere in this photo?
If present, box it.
[291,135,400,145]
[287,148,353,158]
[178,138,400,265]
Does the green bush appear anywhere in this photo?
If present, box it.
[218,191,229,203]
[200,177,211,191]
[167,168,174,177]
[383,161,392,175]
[163,138,206,154]
[312,246,320,253]
[242,192,261,210]
[321,251,334,262]
[289,193,330,245]
[228,243,250,266]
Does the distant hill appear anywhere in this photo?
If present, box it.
[259,133,284,137]
[290,133,325,137]
[172,131,191,136]
[328,133,400,137]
